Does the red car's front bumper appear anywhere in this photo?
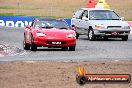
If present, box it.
[33,37,76,47]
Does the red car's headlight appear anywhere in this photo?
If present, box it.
[36,32,46,37]
[67,34,76,38]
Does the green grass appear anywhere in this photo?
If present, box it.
[0,13,25,16]
[0,13,70,18]
[0,6,16,9]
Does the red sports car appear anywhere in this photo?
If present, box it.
[23,18,76,51]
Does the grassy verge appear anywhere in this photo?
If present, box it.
[0,13,70,18]
[0,6,16,9]
[0,13,25,16]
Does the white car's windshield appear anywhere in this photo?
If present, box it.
[35,20,68,29]
[89,10,120,20]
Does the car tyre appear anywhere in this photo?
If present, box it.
[31,36,37,51]
[69,46,75,51]
[62,47,68,51]
[122,36,128,41]
[76,32,79,39]
[104,36,108,40]
[75,27,79,39]
[88,28,95,41]
[23,40,30,50]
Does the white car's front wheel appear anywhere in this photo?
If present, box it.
[122,36,128,41]
[88,28,95,41]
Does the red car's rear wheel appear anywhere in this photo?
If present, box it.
[23,39,30,50]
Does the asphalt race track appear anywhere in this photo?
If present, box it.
[0,27,132,61]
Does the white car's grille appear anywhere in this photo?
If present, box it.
[107,26,122,29]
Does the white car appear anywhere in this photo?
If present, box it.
[71,8,131,41]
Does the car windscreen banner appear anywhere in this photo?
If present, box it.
[0,16,71,28]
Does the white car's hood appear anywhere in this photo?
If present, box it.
[89,20,129,26]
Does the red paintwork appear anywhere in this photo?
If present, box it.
[24,28,76,47]
[85,0,96,8]
[128,22,132,27]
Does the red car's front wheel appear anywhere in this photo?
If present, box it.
[62,47,68,51]
[69,46,75,51]
[31,36,37,51]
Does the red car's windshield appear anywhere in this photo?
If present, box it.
[34,20,68,29]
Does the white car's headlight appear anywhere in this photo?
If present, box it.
[122,26,130,29]
[36,32,46,37]
[67,34,76,38]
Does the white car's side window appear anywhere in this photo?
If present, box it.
[82,10,88,20]
[74,9,84,19]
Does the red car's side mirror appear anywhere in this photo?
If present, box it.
[70,27,75,30]
[26,25,31,29]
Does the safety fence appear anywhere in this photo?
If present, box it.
[0,16,132,28]
[0,16,71,28]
